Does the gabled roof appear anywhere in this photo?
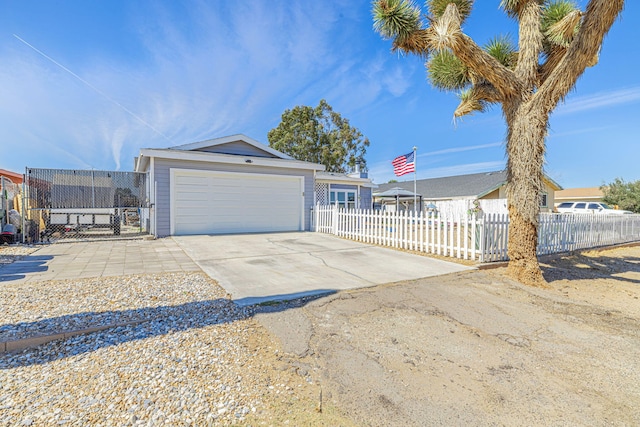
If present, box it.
[136,134,325,172]
[169,134,292,160]
[375,170,562,200]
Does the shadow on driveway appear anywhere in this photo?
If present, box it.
[0,255,52,283]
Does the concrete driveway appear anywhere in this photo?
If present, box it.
[173,232,473,306]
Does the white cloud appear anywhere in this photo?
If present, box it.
[0,0,426,172]
[556,86,640,115]
[369,159,505,184]
[418,142,503,158]
[546,125,613,140]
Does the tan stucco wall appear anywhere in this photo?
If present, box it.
[479,182,558,212]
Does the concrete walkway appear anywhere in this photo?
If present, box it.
[0,239,200,283]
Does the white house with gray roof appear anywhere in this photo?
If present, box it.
[135,134,375,237]
[374,170,562,213]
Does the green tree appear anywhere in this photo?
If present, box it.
[268,99,370,173]
[601,178,640,213]
[372,0,624,287]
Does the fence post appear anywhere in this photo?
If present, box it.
[332,205,338,235]
[479,213,486,263]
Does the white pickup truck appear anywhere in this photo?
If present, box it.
[555,202,633,215]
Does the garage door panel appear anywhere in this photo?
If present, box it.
[171,169,303,235]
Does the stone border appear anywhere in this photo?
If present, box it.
[0,319,147,354]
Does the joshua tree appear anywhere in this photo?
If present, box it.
[373,0,624,286]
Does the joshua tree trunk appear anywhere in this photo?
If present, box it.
[504,101,549,286]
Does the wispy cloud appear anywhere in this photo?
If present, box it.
[556,86,640,115]
[418,161,505,179]
[546,125,613,139]
[418,142,503,158]
[367,141,504,183]
[0,0,404,171]
[369,160,505,184]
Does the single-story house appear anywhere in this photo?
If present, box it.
[374,170,562,213]
[554,187,603,207]
[135,134,375,237]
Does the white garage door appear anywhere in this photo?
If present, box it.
[170,169,304,235]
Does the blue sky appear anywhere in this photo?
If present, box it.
[1,0,638,188]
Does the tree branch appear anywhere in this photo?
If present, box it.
[538,46,565,86]
[514,1,543,88]
[534,0,625,113]
[454,83,502,118]
[429,4,522,99]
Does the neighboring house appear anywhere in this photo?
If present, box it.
[554,187,603,207]
[0,169,24,185]
[374,170,562,214]
[135,134,375,237]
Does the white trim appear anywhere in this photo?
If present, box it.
[169,134,293,160]
[318,180,377,188]
[140,148,324,171]
[150,157,156,236]
[315,172,377,188]
[169,168,304,235]
[135,154,149,172]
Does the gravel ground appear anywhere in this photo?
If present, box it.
[0,272,230,341]
[0,245,38,266]
[0,271,353,426]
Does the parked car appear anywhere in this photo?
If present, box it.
[555,202,633,214]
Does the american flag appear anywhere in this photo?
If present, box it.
[392,151,415,176]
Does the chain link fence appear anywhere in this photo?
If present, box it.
[1,177,23,243]
[24,168,150,243]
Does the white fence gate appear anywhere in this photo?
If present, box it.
[313,205,640,262]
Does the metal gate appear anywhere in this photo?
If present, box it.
[24,168,149,243]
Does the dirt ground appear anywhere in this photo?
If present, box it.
[250,244,640,426]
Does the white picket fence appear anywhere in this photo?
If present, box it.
[429,198,508,217]
[312,205,640,262]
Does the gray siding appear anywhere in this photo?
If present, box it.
[153,158,314,236]
[194,141,278,158]
[360,187,372,210]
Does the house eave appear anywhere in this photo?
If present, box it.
[135,154,150,172]
[316,173,377,188]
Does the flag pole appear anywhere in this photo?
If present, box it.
[413,146,417,214]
